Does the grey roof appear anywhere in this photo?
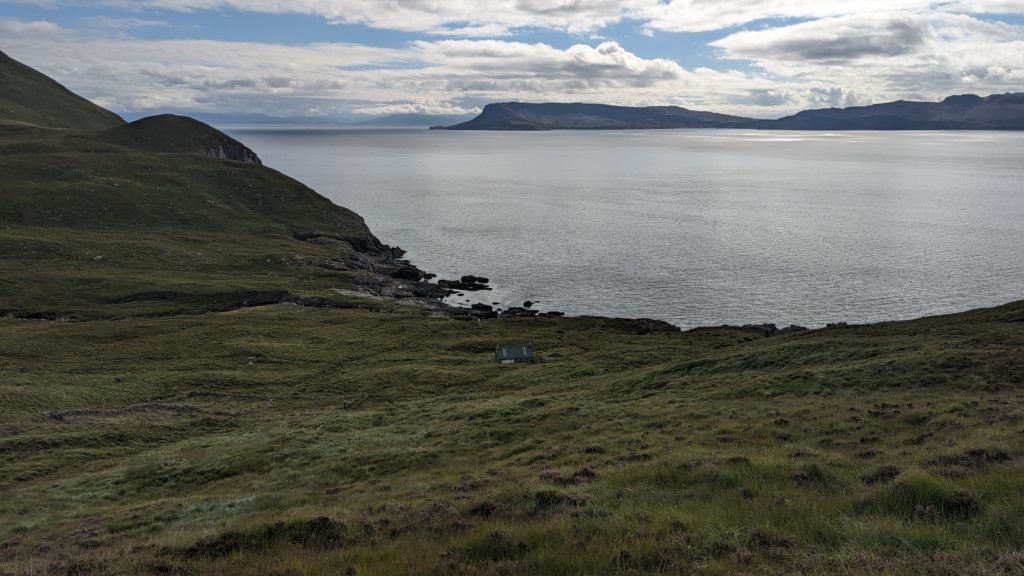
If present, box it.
[496,345,534,360]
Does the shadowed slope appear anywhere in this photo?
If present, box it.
[101,114,262,164]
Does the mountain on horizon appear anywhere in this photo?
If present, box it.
[118,111,479,128]
[762,93,1024,130]
[440,102,755,130]
[438,94,1024,131]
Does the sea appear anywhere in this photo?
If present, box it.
[222,126,1024,329]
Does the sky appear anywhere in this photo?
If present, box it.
[1,1,1023,120]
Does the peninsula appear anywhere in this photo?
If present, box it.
[437,93,1024,131]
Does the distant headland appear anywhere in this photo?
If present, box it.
[434,93,1024,131]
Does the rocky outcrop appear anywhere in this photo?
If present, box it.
[438,278,491,291]
[292,229,445,299]
[206,141,261,164]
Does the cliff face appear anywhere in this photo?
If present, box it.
[761,93,1024,130]
[443,102,755,130]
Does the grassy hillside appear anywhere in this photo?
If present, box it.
[0,50,124,130]
[100,115,263,163]
[2,51,1023,576]
[0,114,430,320]
[0,302,1022,575]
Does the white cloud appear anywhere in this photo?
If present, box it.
[944,0,1024,13]
[81,16,169,29]
[22,0,1019,36]
[711,12,1024,97]
[69,0,639,36]
[1,0,1022,122]
[1,18,804,118]
[0,17,62,34]
[637,0,932,33]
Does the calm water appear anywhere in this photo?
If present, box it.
[224,127,1024,329]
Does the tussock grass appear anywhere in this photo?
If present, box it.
[1,301,1022,575]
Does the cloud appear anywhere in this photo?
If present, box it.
[710,11,1024,98]
[0,17,63,35]
[69,0,638,36]
[710,13,934,62]
[943,0,1024,13]
[637,1,933,33]
[349,102,479,116]
[6,0,1024,36]
[1,1,1021,122]
[81,16,169,29]
[1,21,725,118]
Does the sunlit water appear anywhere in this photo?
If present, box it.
[223,126,1024,329]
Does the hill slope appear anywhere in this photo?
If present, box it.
[1,294,1022,576]
[0,49,124,130]
[442,102,755,130]
[762,93,1024,130]
[0,54,437,320]
[100,114,262,164]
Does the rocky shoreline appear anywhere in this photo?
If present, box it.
[338,233,815,337]
[334,237,688,333]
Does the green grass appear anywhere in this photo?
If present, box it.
[0,302,1022,575]
[0,117,397,321]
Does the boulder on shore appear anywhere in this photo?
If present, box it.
[438,279,491,291]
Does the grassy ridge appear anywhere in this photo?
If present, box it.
[1,302,1022,575]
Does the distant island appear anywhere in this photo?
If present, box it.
[437,102,752,130]
[435,93,1024,131]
